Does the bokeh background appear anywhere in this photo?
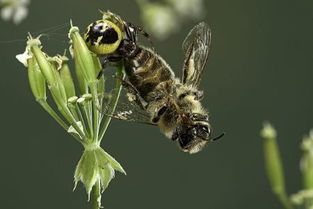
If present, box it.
[0,0,312,208]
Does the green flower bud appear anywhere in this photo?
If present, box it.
[74,145,126,201]
[68,96,78,104]
[69,26,97,85]
[28,38,57,87]
[27,56,46,102]
[82,93,93,101]
[59,58,76,98]
[48,57,68,104]
[74,53,89,94]
[291,189,313,206]
[77,97,86,104]
[27,37,68,109]
[301,131,313,190]
[261,122,294,209]
[261,122,286,194]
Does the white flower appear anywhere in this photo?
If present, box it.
[16,47,31,67]
[166,0,205,19]
[141,3,179,40]
[0,0,30,24]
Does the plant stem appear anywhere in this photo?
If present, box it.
[37,99,84,144]
[38,99,68,130]
[92,180,101,209]
[277,192,293,209]
[90,83,100,141]
[98,62,125,142]
[82,101,94,139]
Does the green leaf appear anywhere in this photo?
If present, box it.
[96,147,126,174]
[74,146,126,200]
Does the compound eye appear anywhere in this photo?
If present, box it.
[197,125,210,140]
[191,127,197,135]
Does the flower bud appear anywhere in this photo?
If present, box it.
[301,131,313,190]
[28,38,57,87]
[58,56,76,98]
[27,56,46,102]
[74,54,89,94]
[68,96,78,104]
[27,37,68,108]
[69,26,97,85]
[261,122,286,195]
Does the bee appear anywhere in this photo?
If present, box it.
[84,12,224,154]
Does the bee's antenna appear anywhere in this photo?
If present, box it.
[211,132,225,142]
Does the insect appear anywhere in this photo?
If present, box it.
[84,12,224,154]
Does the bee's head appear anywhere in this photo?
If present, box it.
[172,123,211,154]
[171,113,210,154]
[171,113,224,154]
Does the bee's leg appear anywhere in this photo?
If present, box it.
[124,22,154,49]
[98,56,123,79]
[151,106,168,123]
[124,23,137,43]
[113,75,146,110]
[135,25,154,48]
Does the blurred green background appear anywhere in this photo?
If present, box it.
[0,0,312,208]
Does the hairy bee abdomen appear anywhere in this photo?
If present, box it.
[125,47,175,102]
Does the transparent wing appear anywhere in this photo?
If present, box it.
[182,22,211,87]
[101,84,156,126]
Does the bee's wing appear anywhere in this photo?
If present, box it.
[101,86,156,126]
[181,22,211,87]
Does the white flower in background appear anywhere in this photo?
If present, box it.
[166,0,205,19]
[140,3,179,40]
[136,0,206,40]
[0,0,30,24]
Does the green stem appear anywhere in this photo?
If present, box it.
[38,99,68,129]
[92,180,101,209]
[98,62,125,142]
[277,192,293,209]
[60,106,87,142]
[90,83,100,141]
[37,99,83,144]
[69,103,90,139]
[81,101,94,139]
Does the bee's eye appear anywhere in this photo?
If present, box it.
[190,127,197,135]
[196,125,210,140]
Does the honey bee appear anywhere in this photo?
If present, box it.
[84,12,224,154]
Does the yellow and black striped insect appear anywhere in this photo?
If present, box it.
[84,12,224,154]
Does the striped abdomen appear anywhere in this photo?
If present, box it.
[124,47,175,102]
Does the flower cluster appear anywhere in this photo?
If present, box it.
[0,0,29,24]
[16,23,126,207]
[136,0,205,40]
